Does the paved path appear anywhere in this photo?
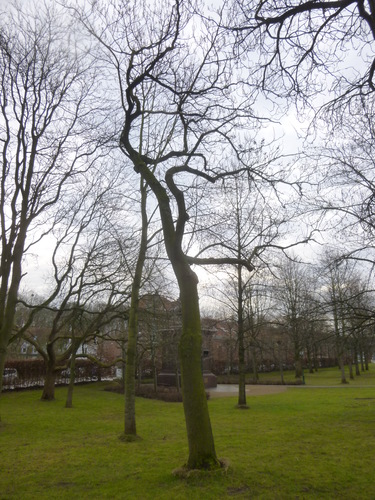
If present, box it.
[208,384,288,398]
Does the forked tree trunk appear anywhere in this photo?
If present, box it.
[129,157,219,468]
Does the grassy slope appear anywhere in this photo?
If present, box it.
[1,369,375,499]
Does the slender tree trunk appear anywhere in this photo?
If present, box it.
[121,339,126,391]
[348,357,354,380]
[338,354,348,384]
[237,265,247,408]
[65,349,78,408]
[313,344,319,372]
[279,350,285,385]
[124,294,140,438]
[0,337,8,397]
[365,353,369,371]
[251,349,259,383]
[306,345,314,374]
[294,346,302,379]
[238,340,247,406]
[360,351,365,372]
[123,177,148,441]
[354,347,360,376]
[153,361,157,392]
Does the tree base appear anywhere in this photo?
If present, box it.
[119,433,142,443]
[173,459,229,477]
[236,404,249,410]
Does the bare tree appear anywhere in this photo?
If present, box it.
[204,170,287,407]
[0,0,104,395]
[15,171,132,401]
[69,0,271,469]
[274,258,318,380]
[309,98,375,268]
[231,0,375,106]
[320,252,375,383]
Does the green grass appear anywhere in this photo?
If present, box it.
[218,363,375,386]
[1,376,375,499]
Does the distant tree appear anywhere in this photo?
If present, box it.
[320,253,360,383]
[274,258,318,380]
[310,98,375,270]
[205,170,286,407]
[15,173,131,401]
[320,254,375,381]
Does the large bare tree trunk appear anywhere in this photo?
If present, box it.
[0,229,26,398]
[177,265,218,469]
[41,366,57,401]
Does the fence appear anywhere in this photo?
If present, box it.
[2,359,115,390]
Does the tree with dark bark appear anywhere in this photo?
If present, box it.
[320,252,375,383]
[0,0,103,397]
[15,174,131,401]
[204,171,287,407]
[274,258,318,379]
[231,0,375,106]
[72,0,265,469]
[320,253,356,383]
[123,176,148,440]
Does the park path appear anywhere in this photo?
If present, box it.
[208,384,288,398]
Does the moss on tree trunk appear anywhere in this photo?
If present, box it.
[177,266,219,469]
[124,305,138,438]
[123,177,148,440]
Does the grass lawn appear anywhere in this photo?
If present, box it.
[1,371,375,499]
[219,363,375,387]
